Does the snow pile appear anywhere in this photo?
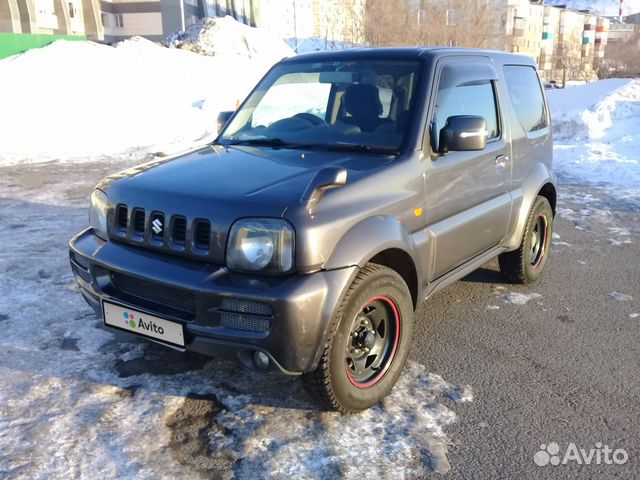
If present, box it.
[166,16,293,61]
[548,79,640,200]
[0,18,286,165]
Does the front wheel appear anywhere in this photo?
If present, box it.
[302,264,414,412]
[499,195,553,284]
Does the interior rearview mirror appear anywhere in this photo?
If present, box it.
[217,111,234,132]
[439,115,487,155]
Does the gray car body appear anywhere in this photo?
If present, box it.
[69,47,555,374]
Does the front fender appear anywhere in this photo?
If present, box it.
[503,163,556,251]
[323,215,421,272]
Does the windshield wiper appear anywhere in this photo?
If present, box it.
[223,139,399,154]
[224,138,314,149]
[325,142,399,154]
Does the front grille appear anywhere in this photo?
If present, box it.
[172,216,187,246]
[221,313,270,333]
[219,298,272,333]
[220,298,272,316]
[116,205,128,232]
[111,272,196,315]
[112,205,211,255]
[132,208,145,237]
[194,220,211,250]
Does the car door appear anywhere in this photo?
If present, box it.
[424,56,512,281]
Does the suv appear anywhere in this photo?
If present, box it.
[69,48,555,412]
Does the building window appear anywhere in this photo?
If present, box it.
[100,13,107,26]
[68,2,74,17]
[115,14,124,28]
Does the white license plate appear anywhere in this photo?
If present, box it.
[103,301,185,347]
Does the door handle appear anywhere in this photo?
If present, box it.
[495,155,509,166]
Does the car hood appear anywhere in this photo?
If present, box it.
[98,144,392,262]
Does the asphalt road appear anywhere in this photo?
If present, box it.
[410,184,640,478]
[1,160,638,478]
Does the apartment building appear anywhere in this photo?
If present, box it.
[1,0,365,45]
[0,0,92,36]
[508,0,545,62]
[491,0,610,81]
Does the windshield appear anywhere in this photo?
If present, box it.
[218,59,423,152]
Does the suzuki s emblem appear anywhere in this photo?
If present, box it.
[152,218,163,235]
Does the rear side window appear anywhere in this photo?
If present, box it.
[432,78,499,152]
[503,65,548,133]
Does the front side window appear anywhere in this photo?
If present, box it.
[503,65,548,133]
[219,60,423,152]
[431,73,499,152]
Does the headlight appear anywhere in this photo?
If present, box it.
[226,219,294,274]
[89,189,109,240]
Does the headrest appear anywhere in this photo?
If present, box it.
[343,83,383,116]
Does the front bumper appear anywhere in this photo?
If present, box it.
[69,228,357,374]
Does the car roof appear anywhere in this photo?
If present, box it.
[282,46,537,67]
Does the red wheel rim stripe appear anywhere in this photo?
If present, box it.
[345,295,401,389]
[532,213,548,270]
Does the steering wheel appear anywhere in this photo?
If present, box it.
[294,112,328,126]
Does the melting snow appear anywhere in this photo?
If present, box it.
[0,162,472,478]
[503,292,543,306]
[553,240,572,247]
[607,292,634,302]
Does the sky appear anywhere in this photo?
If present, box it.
[545,0,640,16]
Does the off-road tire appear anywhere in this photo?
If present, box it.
[499,195,553,284]
[302,263,414,412]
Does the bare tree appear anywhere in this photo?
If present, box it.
[364,0,412,46]
[318,0,367,49]
[364,0,501,49]
[598,33,640,78]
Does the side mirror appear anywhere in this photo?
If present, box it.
[217,111,234,132]
[439,115,487,155]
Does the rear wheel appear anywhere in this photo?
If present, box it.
[303,264,414,412]
[499,195,553,284]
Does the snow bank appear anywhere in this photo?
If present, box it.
[0,18,288,165]
[167,15,293,60]
[548,79,640,200]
